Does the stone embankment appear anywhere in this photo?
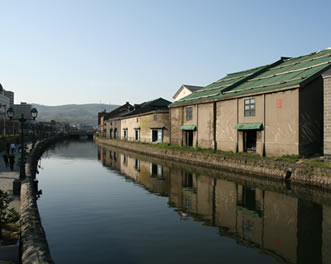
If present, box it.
[95,137,331,190]
[20,135,66,264]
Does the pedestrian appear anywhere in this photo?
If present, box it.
[2,152,9,168]
[10,143,15,154]
[6,143,10,153]
[9,154,15,171]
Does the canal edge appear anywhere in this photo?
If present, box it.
[20,135,67,264]
[95,137,331,190]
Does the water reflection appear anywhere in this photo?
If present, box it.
[98,144,331,264]
[48,139,96,160]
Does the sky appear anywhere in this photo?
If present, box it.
[0,0,330,106]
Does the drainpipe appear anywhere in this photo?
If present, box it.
[169,108,172,145]
[181,106,184,146]
[236,98,239,152]
[196,104,198,147]
[263,94,266,156]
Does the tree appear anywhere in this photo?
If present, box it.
[0,190,19,238]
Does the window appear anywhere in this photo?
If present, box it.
[136,118,139,122]
[135,128,140,141]
[152,129,158,142]
[154,115,158,121]
[123,129,128,139]
[109,129,113,139]
[114,128,118,139]
[123,155,128,166]
[134,159,140,171]
[183,172,193,188]
[185,130,193,147]
[244,98,255,116]
[150,163,163,178]
[186,107,193,120]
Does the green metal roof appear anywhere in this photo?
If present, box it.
[235,122,263,130]
[180,125,197,130]
[171,49,331,107]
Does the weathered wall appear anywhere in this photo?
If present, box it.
[121,116,140,140]
[120,111,169,143]
[215,89,299,156]
[215,179,237,232]
[168,167,182,207]
[216,99,238,152]
[106,119,121,139]
[323,69,331,161]
[263,191,298,263]
[299,77,324,156]
[196,175,214,221]
[197,103,214,149]
[170,107,183,145]
[105,120,110,138]
[265,89,299,156]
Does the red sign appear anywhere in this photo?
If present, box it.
[277,99,283,108]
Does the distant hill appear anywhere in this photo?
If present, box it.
[32,103,119,126]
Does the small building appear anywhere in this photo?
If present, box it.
[170,48,331,157]
[98,102,132,136]
[107,98,171,143]
[172,84,203,101]
[104,102,133,139]
[0,83,14,111]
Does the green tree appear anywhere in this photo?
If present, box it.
[0,190,19,238]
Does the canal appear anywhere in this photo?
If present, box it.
[37,140,331,264]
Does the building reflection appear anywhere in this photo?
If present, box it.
[97,145,331,264]
[98,146,169,196]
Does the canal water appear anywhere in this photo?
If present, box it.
[37,140,331,264]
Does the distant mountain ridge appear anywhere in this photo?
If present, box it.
[32,103,119,126]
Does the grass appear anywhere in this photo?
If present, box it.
[303,159,331,168]
[0,134,19,140]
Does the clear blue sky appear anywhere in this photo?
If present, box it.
[1,0,330,106]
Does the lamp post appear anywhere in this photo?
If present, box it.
[7,107,38,180]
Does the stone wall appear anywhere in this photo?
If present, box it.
[20,135,66,264]
[95,137,331,190]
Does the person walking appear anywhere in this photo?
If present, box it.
[2,152,9,168]
[6,143,10,153]
[9,154,15,171]
[10,143,16,154]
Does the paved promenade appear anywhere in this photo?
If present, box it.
[0,147,21,264]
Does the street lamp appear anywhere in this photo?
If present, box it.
[7,107,38,180]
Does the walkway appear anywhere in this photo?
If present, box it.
[0,145,22,264]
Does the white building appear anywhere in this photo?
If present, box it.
[12,102,33,120]
[172,84,203,101]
